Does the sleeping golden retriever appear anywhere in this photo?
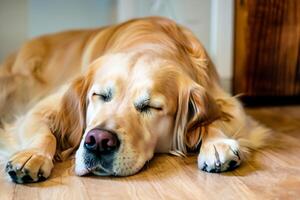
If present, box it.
[0,17,270,183]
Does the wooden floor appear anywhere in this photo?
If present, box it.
[1,106,300,200]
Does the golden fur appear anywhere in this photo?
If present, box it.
[0,17,270,183]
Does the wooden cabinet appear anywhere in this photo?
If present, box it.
[233,0,300,101]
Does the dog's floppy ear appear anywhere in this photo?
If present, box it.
[173,84,220,153]
[185,86,220,148]
[51,75,91,160]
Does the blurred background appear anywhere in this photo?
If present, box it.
[0,0,233,90]
[0,0,299,101]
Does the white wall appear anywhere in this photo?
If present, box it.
[210,0,234,82]
[0,0,28,61]
[28,0,117,37]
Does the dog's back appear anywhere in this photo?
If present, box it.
[0,29,102,122]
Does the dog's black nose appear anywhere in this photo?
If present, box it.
[84,129,120,154]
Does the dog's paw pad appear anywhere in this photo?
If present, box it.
[198,139,242,173]
[5,150,53,183]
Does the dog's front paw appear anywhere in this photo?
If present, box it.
[198,139,241,173]
[5,150,53,183]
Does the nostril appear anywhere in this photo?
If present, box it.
[84,134,97,151]
[106,138,117,147]
[100,139,111,152]
[99,133,119,153]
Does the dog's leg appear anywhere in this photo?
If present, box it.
[4,96,60,183]
[5,120,56,183]
[197,94,270,173]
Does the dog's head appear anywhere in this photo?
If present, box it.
[53,51,220,176]
[52,18,220,176]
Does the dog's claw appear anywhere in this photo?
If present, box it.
[201,162,208,171]
[5,161,12,169]
[215,161,221,171]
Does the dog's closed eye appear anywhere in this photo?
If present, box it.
[135,101,163,114]
[92,91,112,102]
